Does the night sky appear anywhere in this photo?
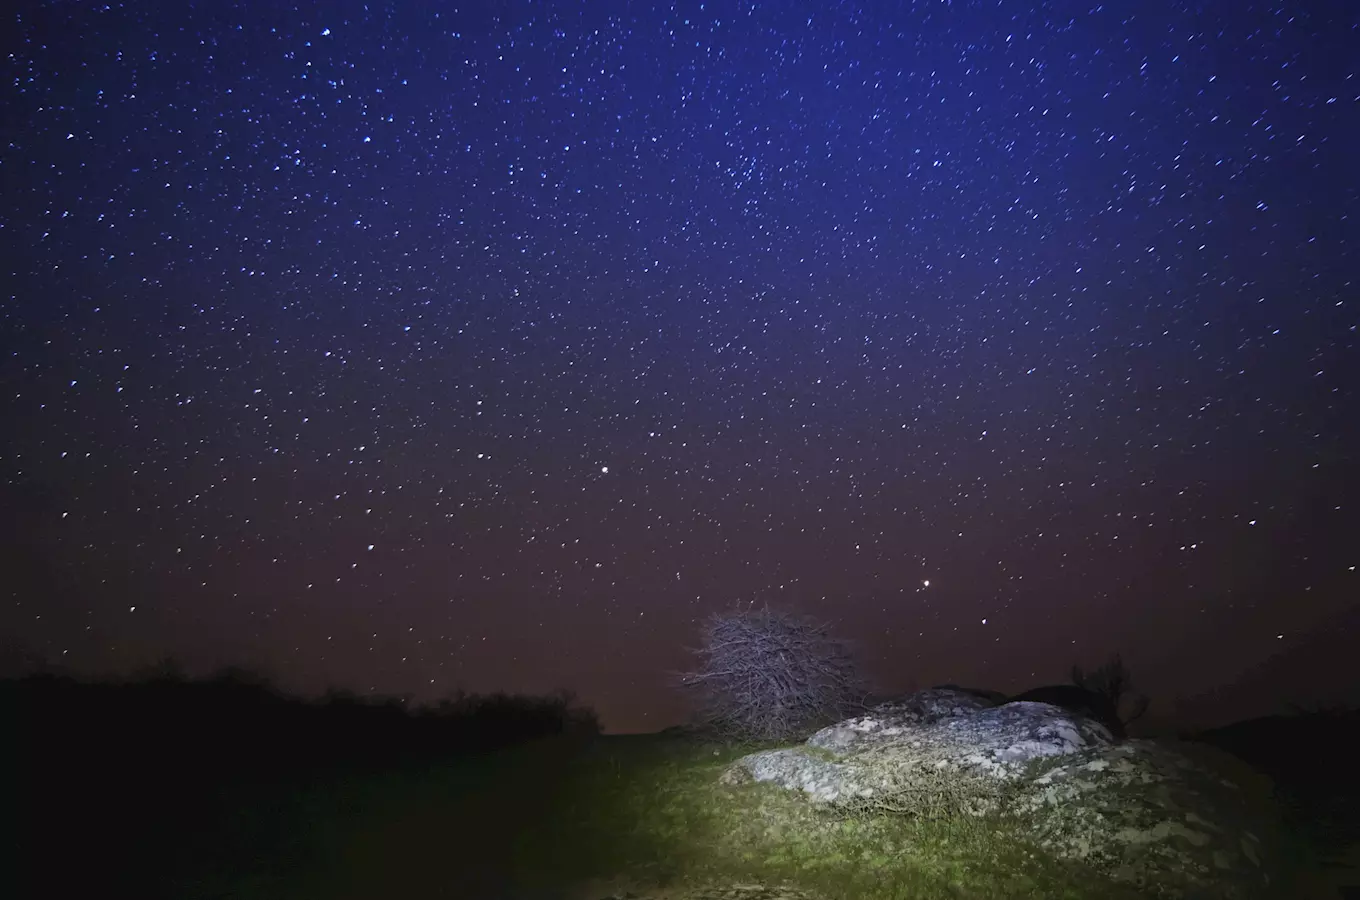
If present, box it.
[2,1,1356,734]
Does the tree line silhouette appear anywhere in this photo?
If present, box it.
[2,665,601,896]
[6,664,600,776]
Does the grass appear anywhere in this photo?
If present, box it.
[55,731,1341,899]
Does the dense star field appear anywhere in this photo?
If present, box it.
[1,1,1355,733]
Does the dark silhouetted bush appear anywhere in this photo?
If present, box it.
[1070,652,1150,734]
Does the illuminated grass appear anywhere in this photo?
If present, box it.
[509,734,1155,899]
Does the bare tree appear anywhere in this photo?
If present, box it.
[1071,653,1150,731]
[671,601,872,743]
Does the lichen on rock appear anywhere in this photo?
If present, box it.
[717,687,1286,899]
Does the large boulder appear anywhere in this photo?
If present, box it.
[718,688,1284,899]
[809,685,1003,752]
[1009,739,1284,899]
[1008,683,1126,738]
[722,690,1113,808]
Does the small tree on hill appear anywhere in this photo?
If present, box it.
[671,601,871,743]
[1071,653,1150,732]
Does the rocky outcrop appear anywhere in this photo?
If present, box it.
[808,685,1001,751]
[804,688,1112,762]
[1007,683,1126,738]
[721,692,1113,813]
[717,688,1284,899]
[1008,739,1283,900]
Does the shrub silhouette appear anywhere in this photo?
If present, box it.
[671,601,871,743]
[4,665,600,780]
[1070,652,1150,734]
